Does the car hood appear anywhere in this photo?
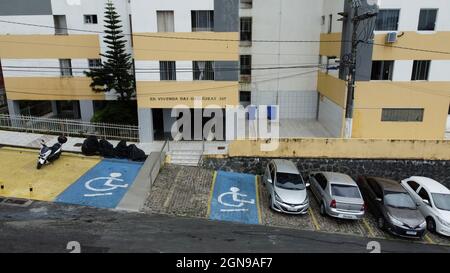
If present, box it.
[274,187,307,204]
[386,206,425,227]
[436,209,450,221]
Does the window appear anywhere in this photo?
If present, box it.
[88,59,102,69]
[84,15,98,24]
[53,15,68,35]
[407,181,420,192]
[240,91,251,102]
[418,188,431,205]
[240,17,252,42]
[157,11,174,32]
[191,10,214,32]
[375,9,400,31]
[328,14,333,33]
[331,184,361,198]
[240,55,251,82]
[159,61,176,81]
[371,61,394,80]
[240,0,252,9]
[321,15,325,26]
[59,59,72,77]
[418,9,438,31]
[381,108,424,122]
[193,61,214,80]
[411,60,430,81]
[314,173,328,190]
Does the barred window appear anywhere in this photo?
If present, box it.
[191,11,214,32]
[193,61,214,80]
[371,61,394,80]
[411,60,430,81]
[240,17,252,42]
[59,59,72,77]
[381,108,424,122]
[418,9,438,31]
[375,9,400,31]
[160,61,176,81]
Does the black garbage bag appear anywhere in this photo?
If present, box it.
[128,144,147,162]
[98,139,115,158]
[81,136,99,156]
[114,140,129,158]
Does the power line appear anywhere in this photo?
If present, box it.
[365,41,450,56]
[0,19,343,43]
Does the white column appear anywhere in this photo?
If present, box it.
[138,108,154,142]
[51,101,58,117]
[7,100,21,116]
[79,100,94,122]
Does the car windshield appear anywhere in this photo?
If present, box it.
[384,191,417,209]
[431,193,450,211]
[276,172,305,190]
[331,184,361,198]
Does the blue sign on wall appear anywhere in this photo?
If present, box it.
[56,159,143,209]
[209,171,260,225]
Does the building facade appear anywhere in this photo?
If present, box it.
[0,0,449,141]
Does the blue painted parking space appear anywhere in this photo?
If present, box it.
[209,171,260,225]
[55,159,143,209]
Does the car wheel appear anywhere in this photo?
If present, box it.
[426,217,436,233]
[377,217,385,230]
[320,202,326,216]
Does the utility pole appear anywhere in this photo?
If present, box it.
[343,0,377,138]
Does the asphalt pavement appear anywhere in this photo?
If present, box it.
[1,200,449,253]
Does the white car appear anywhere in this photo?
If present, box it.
[401,176,450,237]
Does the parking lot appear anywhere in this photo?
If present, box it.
[145,165,450,247]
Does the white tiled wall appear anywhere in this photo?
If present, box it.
[318,95,343,137]
[251,90,318,119]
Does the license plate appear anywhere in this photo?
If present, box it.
[339,214,356,219]
[406,231,417,236]
[287,206,297,211]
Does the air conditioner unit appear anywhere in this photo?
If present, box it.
[385,32,397,43]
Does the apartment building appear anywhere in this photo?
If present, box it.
[130,0,239,141]
[319,0,450,139]
[0,0,449,141]
[0,0,132,120]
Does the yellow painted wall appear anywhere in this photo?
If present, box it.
[228,138,450,160]
[4,77,104,100]
[0,35,100,59]
[137,81,239,108]
[317,71,347,107]
[372,32,450,60]
[319,33,342,57]
[133,32,239,61]
[352,81,450,139]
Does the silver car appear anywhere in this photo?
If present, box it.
[262,159,309,215]
[309,172,365,220]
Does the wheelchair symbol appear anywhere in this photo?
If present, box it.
[218,187,255,212]
[84,172,129,197]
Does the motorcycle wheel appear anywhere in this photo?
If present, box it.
[36,162,43,169]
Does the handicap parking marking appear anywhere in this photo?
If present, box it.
[209,171,260,225]
[55,159,143,209]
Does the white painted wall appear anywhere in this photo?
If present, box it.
[318,95,343,137]
[1,58,91,77]
[392,60,412,81]
[429,61,450,82]
[130,0,214,33]
[321,0,344,34]
[0,15,54,34]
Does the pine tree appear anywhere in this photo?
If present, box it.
[85,0,134,101]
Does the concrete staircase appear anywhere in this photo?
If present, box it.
[168,150,203,166]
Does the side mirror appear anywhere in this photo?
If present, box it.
[267,178,272,184]
[423,199,430,205]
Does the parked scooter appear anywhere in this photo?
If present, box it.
[37,136,68,169]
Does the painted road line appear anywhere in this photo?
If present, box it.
[209,171,258,225]
[255,175,262,224]
[206,171,218,218]
[55,159,143,209]
[362,218,376,238]
[0,147,100,201]
[308,208,321,231]
[424,234,435,244]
